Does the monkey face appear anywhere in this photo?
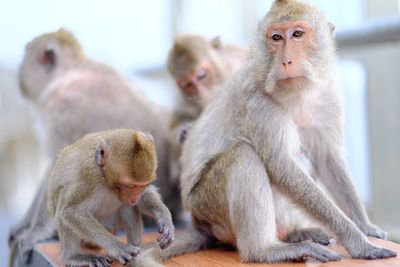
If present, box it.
[113,180,151,206]
[176,61,215,107]
[266,20,318,90]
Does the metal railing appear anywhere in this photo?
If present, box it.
[336,17,400,49]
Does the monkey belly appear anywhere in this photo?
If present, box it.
[272,189,313,240]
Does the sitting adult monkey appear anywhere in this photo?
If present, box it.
[167,34,247,179]
[156,0,396,263]
[8,29,176,264]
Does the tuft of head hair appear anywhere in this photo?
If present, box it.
[130,131,158,183]
[30,28,82,51]
[167,34,211,79]
[268,0,319,22]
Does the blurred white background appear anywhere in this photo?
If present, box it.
[1,0,399,265]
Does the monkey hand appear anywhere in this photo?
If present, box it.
[157,219,175,249]
[8,224,25,247]
[176,122,193,144]
[109,244,141,265]
[348,240,396,260]
[358,223,387,240]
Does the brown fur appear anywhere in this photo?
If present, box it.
[47,129,173,267]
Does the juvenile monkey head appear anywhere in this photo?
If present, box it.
[19,28,85,100]
[167,34,225,107]
[253,0,336,96]
[95,129,157,206]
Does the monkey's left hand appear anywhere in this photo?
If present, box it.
[157,218,175,249]
[359,223,387,240]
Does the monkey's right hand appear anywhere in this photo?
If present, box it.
[109,244,141,265]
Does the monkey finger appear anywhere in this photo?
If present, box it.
[158,230,174,249]
[161,235,174,249]
[158,223,165,234]
[157,227,170,242]
[308,250,341,262]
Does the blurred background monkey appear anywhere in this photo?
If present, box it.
[9,29,179,263]
[166,34,247,180]
[155,0,396,263]
[46,129,173,267]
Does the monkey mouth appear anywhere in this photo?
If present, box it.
[277,76,308,89]
[279,76,306,82]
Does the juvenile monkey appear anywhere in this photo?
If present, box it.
[157,0,396,263]
[167,34,247,179]
[47,129,174,267]
[9,29,177,263]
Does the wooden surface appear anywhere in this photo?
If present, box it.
[35,233,400,267]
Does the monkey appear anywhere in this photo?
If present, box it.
[47,129,174,267]
[153,0,397,263]
[8,28,178,264]
[166,34,247,180]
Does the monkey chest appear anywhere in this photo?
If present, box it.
[92,187,121,220]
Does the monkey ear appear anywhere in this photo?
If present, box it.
[95,138,109,167]
[210,36,222,49]
[39,45,57,68]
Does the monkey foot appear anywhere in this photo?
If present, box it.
[65,255,113,267]
[284,228,332,245]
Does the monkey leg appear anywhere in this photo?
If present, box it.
[189,142,341,263]
[14,177,57,264]
[283,228,332,245]
[59,222,112,267]
[317,149,387,239]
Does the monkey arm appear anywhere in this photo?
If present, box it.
[137,185,175,249]
[59,205,124,252]
[118,206,143,247]
[264,148,389,258]
[316,142,387,239]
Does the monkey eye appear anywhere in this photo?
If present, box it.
[292,30,304,38]
[271,33,283,41]
[196,69,207,80]
[114,184,122,191]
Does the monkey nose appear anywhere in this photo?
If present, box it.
[282,61,292,66]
